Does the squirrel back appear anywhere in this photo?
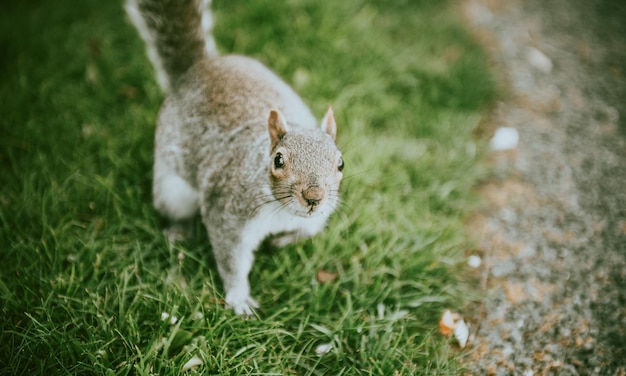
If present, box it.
[126,0,343,316]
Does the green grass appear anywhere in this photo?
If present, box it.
[0,0,494,374]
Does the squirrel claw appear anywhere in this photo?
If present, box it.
[226,294,259,317]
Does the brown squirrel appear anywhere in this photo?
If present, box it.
[126,0,344,315]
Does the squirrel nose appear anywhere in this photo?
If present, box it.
[302,186,324,207]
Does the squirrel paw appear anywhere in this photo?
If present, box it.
[270,230,311,248]
[225,293,259,316]
[163,222,192,243]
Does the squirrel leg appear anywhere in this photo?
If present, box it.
[270,218,328,248]
[214,243,259,316]
[207,223,261,316]
[153,170,199,242]
[163,219,194,243]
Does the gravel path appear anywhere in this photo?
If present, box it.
[461,0,626,374]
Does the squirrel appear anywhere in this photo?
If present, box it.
[125,0,344,315]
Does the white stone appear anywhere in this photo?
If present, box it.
[526,47,553,73]
[490,127,519,151]
[467,255,482,268]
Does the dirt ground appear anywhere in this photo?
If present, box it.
[460,0,626,374]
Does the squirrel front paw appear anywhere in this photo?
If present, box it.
[163,221,192,243]
[225,290,259,316]
[270,231,300,248]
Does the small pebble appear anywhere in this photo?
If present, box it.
[468,255,482,268]
[490,127,520,151]
[526,47,553,73]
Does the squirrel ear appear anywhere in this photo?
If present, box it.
[268,109,288,150]
[320,106,337,141]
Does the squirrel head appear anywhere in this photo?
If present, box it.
[267,108,343,218]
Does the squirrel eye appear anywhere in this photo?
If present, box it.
[338,156,344,172]
[274,153,285,169]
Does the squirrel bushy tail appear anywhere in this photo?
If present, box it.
[125,0,217,91]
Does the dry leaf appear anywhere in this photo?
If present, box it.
[439,309,458,336]
[316,269,338,283]
[314,343,333,356]
[439,309,470,348]
[182,355,203,371]
[454,319,469,348]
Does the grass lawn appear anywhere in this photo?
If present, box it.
[0,0,494,374]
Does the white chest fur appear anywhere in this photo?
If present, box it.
[239,201,330,253]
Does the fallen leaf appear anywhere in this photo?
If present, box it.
[316,269,338,283]
[439,309,458,336]
[454,319,469,348]
[314,343,333,356]
[439,309,470,348]
[182,355,203,371]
